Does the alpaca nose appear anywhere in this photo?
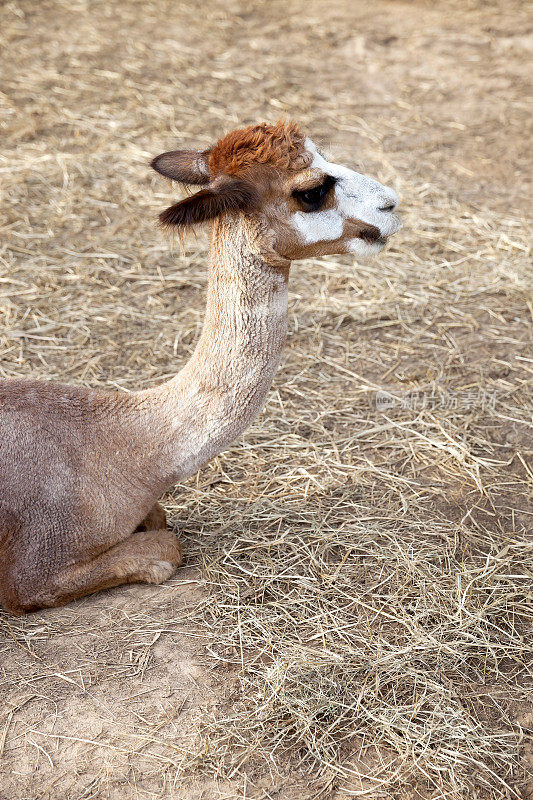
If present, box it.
[377,190,399,213]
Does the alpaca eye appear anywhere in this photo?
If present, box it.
[293,176,336,211]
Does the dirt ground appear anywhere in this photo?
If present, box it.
[0,0,531,798]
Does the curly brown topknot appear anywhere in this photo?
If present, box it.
[208,120,311,177]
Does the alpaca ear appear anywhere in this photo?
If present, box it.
[150,149,211,185]
[158,176,259,229]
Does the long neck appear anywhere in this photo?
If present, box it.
[143,216,288,487]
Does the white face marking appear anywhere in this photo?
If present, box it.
[346,238,383,258]
[292,207,343,245]
[290,138,401,257]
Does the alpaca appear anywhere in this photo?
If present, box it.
[0,121,401,614]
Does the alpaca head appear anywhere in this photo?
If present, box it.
[151,121,401,263]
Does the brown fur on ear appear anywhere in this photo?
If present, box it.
[150,150,211,185]
[158,177,260,229]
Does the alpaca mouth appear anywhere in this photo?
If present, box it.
[358,225,385,245]
[357,215,401,247]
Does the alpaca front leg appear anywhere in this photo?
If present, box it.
[16,529,182,613]
[136,501,167,531]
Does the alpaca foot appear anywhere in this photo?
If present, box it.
[132,558,179,584]
[121,529,183,583]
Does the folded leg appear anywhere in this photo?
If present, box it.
[12,528,182,613]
